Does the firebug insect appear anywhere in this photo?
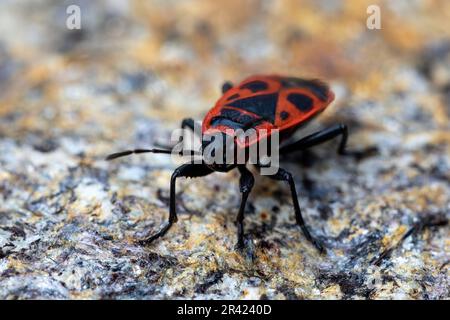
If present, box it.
[107,75,364,253]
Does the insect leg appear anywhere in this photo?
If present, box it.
[235,166,255,249]
[137,163,213,245]
[266,167,325,253]
[181,118,202,137]
[279,124,349,155]
[279,124,377,159]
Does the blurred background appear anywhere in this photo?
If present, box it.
[0,0,449,148]
[0,0,449,299]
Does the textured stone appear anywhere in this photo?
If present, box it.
[0,0,449,299]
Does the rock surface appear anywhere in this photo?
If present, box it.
[0,0,449,299]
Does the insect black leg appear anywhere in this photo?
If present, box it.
[222,81,233,94]
[235,166,255,249]
[137,163,213,245]
[279,124,377,159]
[266,167,325,253]
[181,118,202,136]
[279,124,349,155]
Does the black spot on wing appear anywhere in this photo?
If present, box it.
[225,93,278,123]
[287,93,313,112]
[226,93,240,101]
[280,111,290,120]
[239,80,268,93]
[210,108,264,130]
[219,108,254,124]
[280,77,330,101]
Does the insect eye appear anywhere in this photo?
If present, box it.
[222,81,233,93]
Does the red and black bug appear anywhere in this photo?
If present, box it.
[107,75,361,253]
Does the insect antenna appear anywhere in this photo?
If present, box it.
[106,148,172,160]
[106,148,202,160]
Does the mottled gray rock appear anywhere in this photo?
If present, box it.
[0,0,449,300]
